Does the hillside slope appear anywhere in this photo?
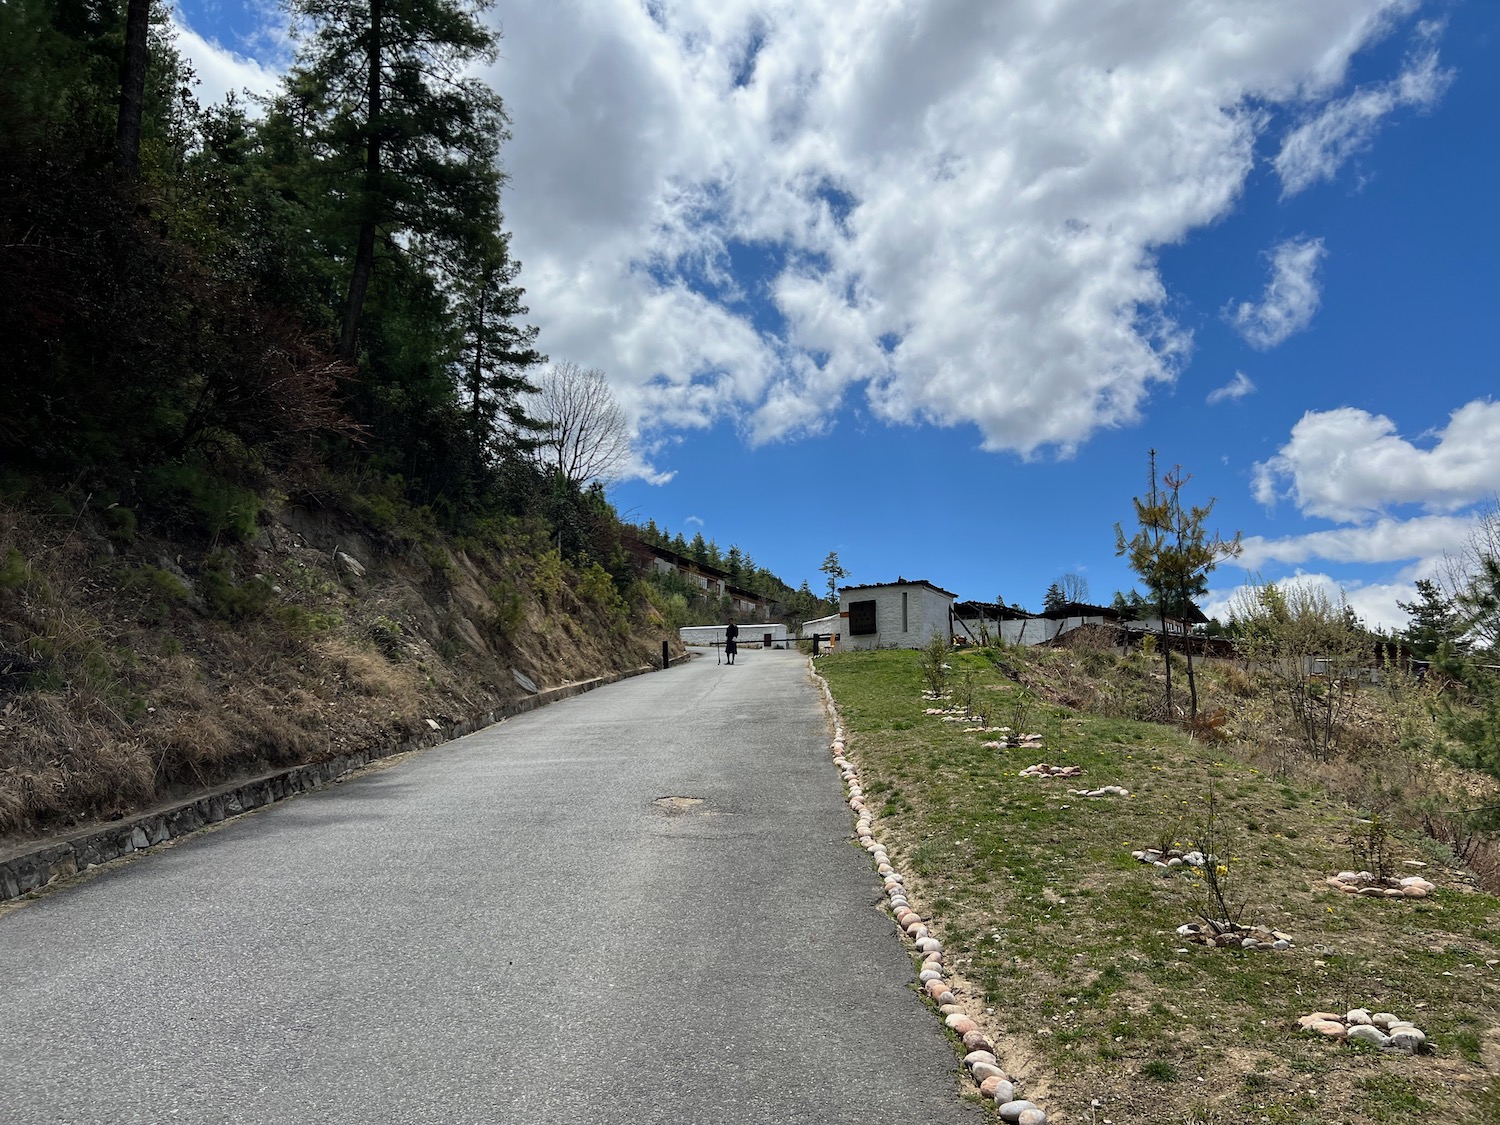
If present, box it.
[0,486,675,848]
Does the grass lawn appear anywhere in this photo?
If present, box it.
[816,647,1500,1124]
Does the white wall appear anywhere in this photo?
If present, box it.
[954,614,1124,646]
[801,613,840,639]
[953,615,1052,646]
[680,624,792,648]
[838,585,954,651]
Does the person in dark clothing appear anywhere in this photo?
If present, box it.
[725,620,739,665]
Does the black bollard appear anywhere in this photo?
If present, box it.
[812,633,820,656]
[661,640,670,670]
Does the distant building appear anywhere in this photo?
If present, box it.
[680,623,794,649]
[952,600,1122,646]
[622,535,769,618]
[837,580,957,651]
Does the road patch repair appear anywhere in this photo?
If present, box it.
[810,656,1051,1125]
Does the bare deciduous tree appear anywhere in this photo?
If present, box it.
[530,361,631,486]
[1441,498,1500,652]
[1058,572,1090,603]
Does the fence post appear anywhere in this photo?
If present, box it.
[661,640,669,671]
[812,633,820,656]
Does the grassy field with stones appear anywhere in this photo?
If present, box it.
[815,646,1500,1125]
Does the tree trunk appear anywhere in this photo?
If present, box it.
[1158,593,1173,717]
[338,0,383,363]
[469,277,487,445]
[1182,586,1199,725]
[115,0,151,175]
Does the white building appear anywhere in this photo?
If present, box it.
[800,613,841,641]
[951,601,1125,647]
[680,623,795,649]
[837,580,956,651]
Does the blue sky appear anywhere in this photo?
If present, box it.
[174,0,1500,628]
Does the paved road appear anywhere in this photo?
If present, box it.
[0,649,986,1125]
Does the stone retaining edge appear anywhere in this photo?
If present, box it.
[808,655,1048,1125]
[1,654,692,903]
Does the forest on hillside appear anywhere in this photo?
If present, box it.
[1,0,589,540]
[0,0,824,839]
[0,0,824,606]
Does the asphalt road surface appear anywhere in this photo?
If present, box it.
[0,649,988,1125]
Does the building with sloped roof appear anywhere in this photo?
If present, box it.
[837,579,957,651]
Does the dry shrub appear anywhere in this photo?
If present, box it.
[1187,706,1230,743]
[1216,661,1259,699]
[1463,835,1500,895]
[0,692,156,832]
[317,639,417,708]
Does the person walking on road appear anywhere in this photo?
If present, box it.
[725,619,739,665]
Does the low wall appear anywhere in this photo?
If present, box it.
[0,656,689,902]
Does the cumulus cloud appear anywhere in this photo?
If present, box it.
[478,0,1428,459]
[167,1,1439,468]
[1253,400,1500,521]
[1275,21,1453,197]
[1229,236,1327,349]
[1206,371,1255,406]
[1237,514,1471,570]
[171,15,283,109]
[1203,571,1418,634]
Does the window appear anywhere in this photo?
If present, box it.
[849,599,877,636]
[902,591,909,632]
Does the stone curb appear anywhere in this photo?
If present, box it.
[1,655,689,903]
[809,657,1049,1125]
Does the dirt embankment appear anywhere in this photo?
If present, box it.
[0,497,675,850]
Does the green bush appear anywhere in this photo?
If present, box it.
[0,547,28,593]
[578,562,625,616]
[119,564,191,624]
[102,504,137,544]
[366,615,404,659]
[144,464,262,542]
[274,605,344,637]
[486,580,525,638]
[532,549,567,607]
[199,550,273,620]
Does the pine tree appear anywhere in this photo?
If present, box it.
[1117,455,1240,723]
[453,231,544,458]
[283,0,508,362]
[819,551,848,601]
[1043,583,1066,612]
[1399,578,1463,660]
[1116,450,1176,714]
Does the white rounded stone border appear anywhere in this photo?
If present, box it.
[810,660,1049,1124]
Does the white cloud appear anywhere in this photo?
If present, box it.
[1229,237,1327,349]
[1206,371,1255,406]
[1237,515,1471,570]
[171,16,283,109]
[167,1,1439,467]
[1275,22,1453,197]
[684,515,705,528]
[1254,401,1500,521]
[480,0,1427,458]
[1204,571,1417,634]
